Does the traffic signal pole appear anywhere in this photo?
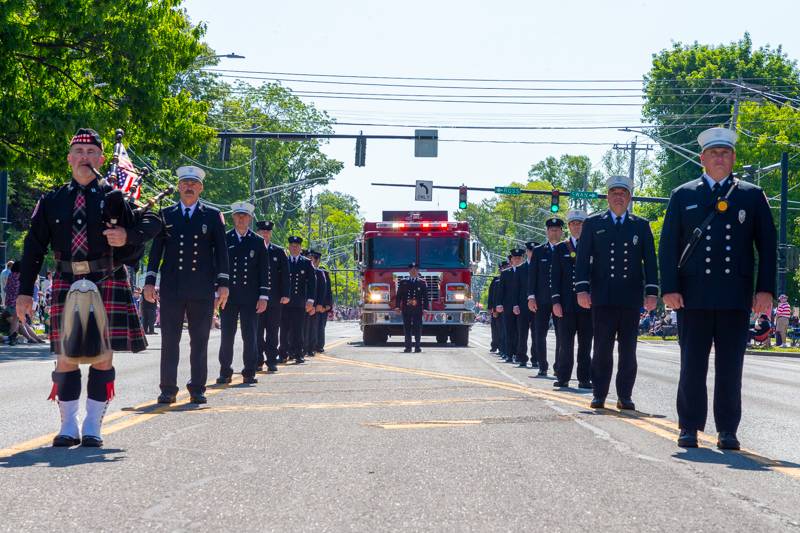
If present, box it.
[371,182,670,204]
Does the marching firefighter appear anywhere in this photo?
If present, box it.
[310,250,333,354]
[255,220,290,372]
[280,236,316,363]
[395,262,429,353]
[216,202,268,385]
[144,165,229,405]
[17,128,161,447]
[528,218,564,376]
[495,249,525,363]
[487,261,508,354]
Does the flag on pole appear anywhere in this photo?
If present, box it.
[107,144,142,200]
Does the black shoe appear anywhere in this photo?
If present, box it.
[216,376,232,385]
[267,365,278,373]
[517,362,528,368]
[189,394,207,404]
[295,357,305,364]
[307,352,316,358]
[81,435,103,448]
[403,348,412,353]
[717,431,740,450]
[616,398,636,410]
[590,397,605,409]
[256,365,264,373]
[414,348,422,353]
[578,381,593,389]
[678,429,699,448]
[243,376,258,384]
[52,434,81,447]
[553,381,568,388]
[537,369,547,377]
[531,361,539,369]
[157,393,177,404]
[318,348,325,353]
[489,348,498,353]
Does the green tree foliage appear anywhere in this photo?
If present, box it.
[642,33,800,196]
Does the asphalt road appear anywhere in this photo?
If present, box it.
[0,322,798,532]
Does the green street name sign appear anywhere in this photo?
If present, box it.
[569,190,599,200]
[494,186,521,195]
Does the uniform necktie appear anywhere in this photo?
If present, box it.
[71,189,88,259]
[712,182,721,194]
[614,217,622,228]
[184,207,191,224]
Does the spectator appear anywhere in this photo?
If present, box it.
[0,260,12,306]
[749,314,772,347]
[774,294,791,347]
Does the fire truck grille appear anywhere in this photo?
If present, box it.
[395,274,441,302]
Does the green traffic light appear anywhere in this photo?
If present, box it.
[550,204,559,213]
[459,201,468,209]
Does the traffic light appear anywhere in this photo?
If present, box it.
[458,186,468,209]
[550,190,560,213]
[355,135,366,167]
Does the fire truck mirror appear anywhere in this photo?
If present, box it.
[471,241,481,262]
[353,240,363,263]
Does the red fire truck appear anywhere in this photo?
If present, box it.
[354,211,480,346]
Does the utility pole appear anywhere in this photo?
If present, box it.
[711,78,764,130]
[613,138,652,210]
[0,170,7,265]
[249,124,257,202]
[779,152,789,296]
[306,188,314,246]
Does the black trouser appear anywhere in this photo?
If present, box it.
[257,303,283,367]
[218,301,259,379]
[402,310,422,349]
[141,306,156,334]
[159,297,214,395]
[534,303,559,372]
[280,306,306,359]
[556,309,592,384]
[490,314,501,350]
[528,313,537,359]
[515,308,531,364]
[502,311,519,357]
[303,311,318,355]
[590,305,639,400]
[676,309,749,433]
[316,311,328,351]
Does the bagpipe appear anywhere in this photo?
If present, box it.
[86,129,174,266]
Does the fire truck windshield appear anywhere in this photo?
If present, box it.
[366,237,416,268]
[366,236,469,268]
[419,237,468,268]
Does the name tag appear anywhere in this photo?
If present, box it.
[685,204,698,210]
[596,229,606,234]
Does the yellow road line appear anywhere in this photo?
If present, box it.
[0,338,352,458]
[316,354,800,480]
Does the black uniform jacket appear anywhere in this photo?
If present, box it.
[550,239,584,314]
[395,277,429,314]
[496,265,525,310]
[225,229,269,305]
[316,267,333,309]
[658,175,776,310]
[145,201,229,300]
[528,244,556,303]
[265,242,290,301]
[286,254,317,308]
[487,276,500,310]
[575,210,659,309]
[20,177,161,295]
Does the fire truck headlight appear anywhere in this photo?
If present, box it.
[445,283,469,303]
[367,283,390,303]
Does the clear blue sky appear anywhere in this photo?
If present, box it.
[183,0,800,220]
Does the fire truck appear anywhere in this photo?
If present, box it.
[354,211,480,346]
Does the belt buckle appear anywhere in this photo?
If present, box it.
[72,261,90,275]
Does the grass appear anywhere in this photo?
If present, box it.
[638,335,678,341]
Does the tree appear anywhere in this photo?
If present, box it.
[642,34,800,196]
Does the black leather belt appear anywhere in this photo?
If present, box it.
[55,258,112,276]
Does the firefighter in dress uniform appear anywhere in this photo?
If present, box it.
[528,218,564,376]
[280,236,316,363]
[216,202,268,385]
[255,220,290,372]
[513,242,533,368]
[659,127,776,450]
[303,249,325,357]
[487,261,508,354]
[575,175,659,410]
[495,249,525,363]
[18,128,161,447]
[311,251,333,354]
[394,262,429,353]
[551,209,593,389]
[144,165,229,405]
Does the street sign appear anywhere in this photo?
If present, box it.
[570,190,599,200]
[494,186,521,195]
[414,129,438,157]
[415,180,433,201]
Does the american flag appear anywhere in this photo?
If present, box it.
[106,144,142,200]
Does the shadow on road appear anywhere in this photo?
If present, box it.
[0,343,53,363]
[0,447,125,468]
[673,448,800,473]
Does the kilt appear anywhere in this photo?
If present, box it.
[50,267,147,354]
